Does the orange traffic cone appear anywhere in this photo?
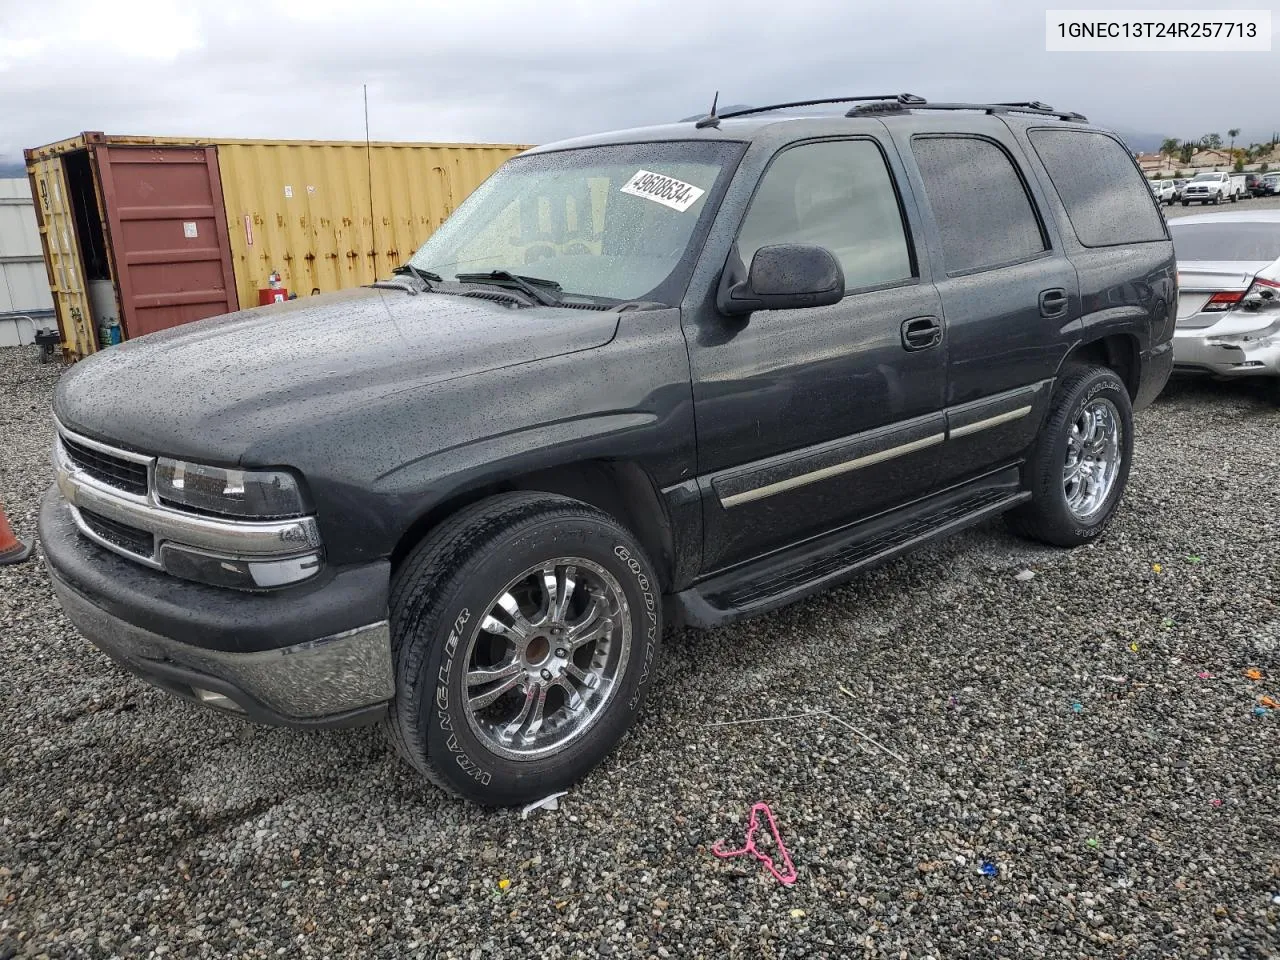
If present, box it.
[0,501,33,565]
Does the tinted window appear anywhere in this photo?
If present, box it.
[911,136,1046,274]
[737,140,913,291]
[1169,221,1280,262]
[1030,130,1167,247]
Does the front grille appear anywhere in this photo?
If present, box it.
[61,436,149,496]
[79,508,155,558]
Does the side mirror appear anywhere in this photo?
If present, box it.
[718,244,845,316]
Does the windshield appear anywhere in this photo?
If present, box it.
[1171,221,1280,262]
[1191,173,1220,181]
[408,142,741,302]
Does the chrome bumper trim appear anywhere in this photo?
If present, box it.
[48,570,394,719]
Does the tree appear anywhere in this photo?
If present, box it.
[1179,141,1196,164]
[1228,127,1240,159]
[1262,163,1270,174]
[1202,133,1223,150]
[1160,137,1180,157]
[1234,157,1245,172]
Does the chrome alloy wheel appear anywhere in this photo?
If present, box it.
[462,558,631,761]
[1063,397,1122,520]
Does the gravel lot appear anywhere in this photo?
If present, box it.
[2,345,1278,959]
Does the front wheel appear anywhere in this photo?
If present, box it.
[385,493,662,805]
[1006,366,1134,547]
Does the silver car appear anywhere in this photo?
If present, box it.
[1169,210,1280,396]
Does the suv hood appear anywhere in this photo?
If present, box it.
[55,286,621,460]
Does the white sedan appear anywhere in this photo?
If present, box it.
[1169,210,1280,400]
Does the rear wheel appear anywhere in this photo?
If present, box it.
[1006,366,1134,547]
[385,493,662,805]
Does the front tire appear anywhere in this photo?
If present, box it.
[385,493,662,805]
[1006,366,1134,548]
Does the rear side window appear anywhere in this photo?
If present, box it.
[911,136,1047,274]
[1029,130,1167,247]
[736,140,914,291]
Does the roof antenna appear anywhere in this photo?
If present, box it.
[695,91,720,129]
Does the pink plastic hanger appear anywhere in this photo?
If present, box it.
[711,801,798,886]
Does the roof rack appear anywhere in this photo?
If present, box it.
[713,94,927,121]
[690,94,1087,124]
[845,97,1087,122]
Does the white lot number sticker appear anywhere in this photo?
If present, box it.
[620,169,705,212]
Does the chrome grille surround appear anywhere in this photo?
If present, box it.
[53,420,322,574]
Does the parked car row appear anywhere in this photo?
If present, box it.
[1155,171,1280,206]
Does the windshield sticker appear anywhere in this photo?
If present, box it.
[620,170,706,212]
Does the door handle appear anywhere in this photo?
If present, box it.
[1039,288,1069,319]
[901,316,943,352]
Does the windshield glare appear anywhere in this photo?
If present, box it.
[1191,173,1220,181]
[1172,221,1280,262]
[408,142,738,302]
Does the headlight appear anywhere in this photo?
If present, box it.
[155,459,308,519]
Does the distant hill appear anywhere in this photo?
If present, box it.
[0,160,26,179]
[1109,129,1170,154]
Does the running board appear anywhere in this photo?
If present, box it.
[673,475,1029,629]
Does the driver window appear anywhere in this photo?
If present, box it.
[737,140,914,291]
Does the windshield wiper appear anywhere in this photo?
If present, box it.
[455,270,563,307]
[392,264,442,289]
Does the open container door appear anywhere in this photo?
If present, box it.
[25,149,99,358]
[94,142,239,338]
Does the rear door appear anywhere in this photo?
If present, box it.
[888,116,1078,484]
[95,145,239,339]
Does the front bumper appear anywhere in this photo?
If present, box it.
[40,486,395,727]
[1173,319,1280,378]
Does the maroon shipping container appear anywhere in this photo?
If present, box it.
[94,145,239,339]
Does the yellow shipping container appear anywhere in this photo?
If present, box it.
[25,133,527,359]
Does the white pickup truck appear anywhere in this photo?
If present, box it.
[1148,179,1175,205]
[1181,171,1233,205]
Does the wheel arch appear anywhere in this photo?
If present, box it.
[1060,333,1140,400]
[389,459,677,592]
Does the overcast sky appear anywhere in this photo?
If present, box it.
[2,0,1278,163]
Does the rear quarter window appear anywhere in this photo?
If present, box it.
[1029,130,1167,247]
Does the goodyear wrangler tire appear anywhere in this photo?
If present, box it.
[1005,365,1134,548]
[385,493,662,806]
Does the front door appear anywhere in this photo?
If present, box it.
[685,135,948,573]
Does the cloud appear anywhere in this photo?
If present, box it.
[1,0,1275,162]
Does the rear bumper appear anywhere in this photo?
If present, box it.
[39,485,394,727]
[1173,323,1280,378]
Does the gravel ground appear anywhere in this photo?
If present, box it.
[1,344,1278,959]
[1165,192,1280,219]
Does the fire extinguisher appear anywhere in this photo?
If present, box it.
[258,270,288,306]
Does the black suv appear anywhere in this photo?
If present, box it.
[41,95,1175,805]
